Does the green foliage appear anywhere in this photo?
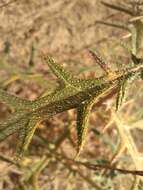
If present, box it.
[76,99,93,157]
[16,116,40,158]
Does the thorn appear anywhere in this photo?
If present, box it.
[88,50,111,74]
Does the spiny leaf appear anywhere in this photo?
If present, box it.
[0,116,29,141]
[75,84,115,158]
[0,89,31,110]
[114,48,143,111]
[16,116,40,158]
[115,53,143,111]
[16,119,29,157]
[41,54,80,88]
[89,50,111,74]
[41,53,109,92]
[76,100,92,158]
[0,109,30,131]
[41,53,142,93]
[0,56,143,156]
[116,77,127,111]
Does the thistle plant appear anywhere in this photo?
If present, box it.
[100,0,143,110]
[1,1,143,189]
[98,0,143,188]
[0,51,143,159]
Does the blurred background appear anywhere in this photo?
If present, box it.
[0,0,143,189]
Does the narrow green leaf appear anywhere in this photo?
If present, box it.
[0,56,143,156]
[16,116,40,158]
[41,54,79,88]
[0,89,31,110]
[0,111,28,130]
[16,120,29,158]
[0,117,28,141]
[116,54,143,110]
[89,50,111,74]
[76,101,91,157]
[116,78,127,111]
[76,96,100,158]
